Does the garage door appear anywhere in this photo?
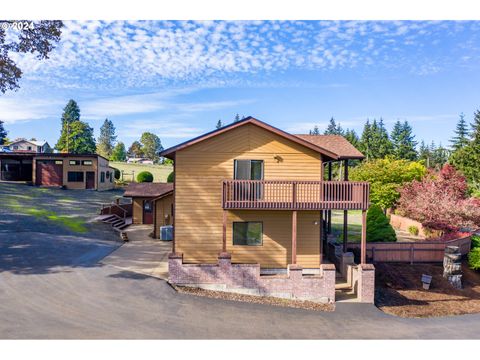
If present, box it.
[36,160,63,186]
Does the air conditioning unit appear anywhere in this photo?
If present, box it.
[160,225,173,241]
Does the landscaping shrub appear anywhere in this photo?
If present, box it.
[137,171,154,183]
[472,234,480,249]
[408,225,419,236]
[111,167,121,180]
[367,204,397,242]
[468,248,480,270]
[397,164,480,232]
[167,171,174,183]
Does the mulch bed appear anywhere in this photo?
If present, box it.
[173,285,335,312]
[375,261,480,318]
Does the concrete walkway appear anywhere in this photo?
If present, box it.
[101,225,172,280]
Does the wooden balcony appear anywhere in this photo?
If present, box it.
[222,180,370,211]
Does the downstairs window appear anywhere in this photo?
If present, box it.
[233,222,263,246]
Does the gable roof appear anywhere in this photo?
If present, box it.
[123,182,174,198]
[294,134,364,160]
[9,139,49,147]
[160,116,363,160]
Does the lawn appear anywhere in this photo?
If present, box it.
[109,162,173,183]
[331,210,362,242]
[375,262,480,318]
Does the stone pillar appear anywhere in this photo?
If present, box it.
[357,263,375,303]
[218,252,232,286]
[168,253,184,284]
[287,264,303,282]
[321,264,336,303]
[341,252,355,279]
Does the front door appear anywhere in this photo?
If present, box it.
[85,171,95,190]
[143,200,153,224]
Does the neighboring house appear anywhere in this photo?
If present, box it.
[161,117,374,303]
[123,182,174,238]
[0,153,115,191]
[8,139,52,153]
[126,157,154,165]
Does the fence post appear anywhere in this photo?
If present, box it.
[372,246,375,263]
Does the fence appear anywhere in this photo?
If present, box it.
[346,235,472,263]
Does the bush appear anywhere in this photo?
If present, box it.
[167,171,174,183]
[468,248,480,270]
[408,225,419,236]
[111,167,121,180]
[366,204,397,242]
[137,171,153,183]
[472,234,480,249]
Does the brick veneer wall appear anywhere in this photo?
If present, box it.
[356,264,375,303]
[169,252,337,303]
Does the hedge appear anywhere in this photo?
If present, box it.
[167,171,174,183]
[366,204,397,242]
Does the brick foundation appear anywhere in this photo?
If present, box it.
[168,253,336,303]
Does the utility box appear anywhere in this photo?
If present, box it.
[160,225,173,241]
[421,274,432,290]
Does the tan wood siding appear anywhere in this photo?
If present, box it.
[132,198,146,224]
[154,194,174,238]
[175,123,323,267]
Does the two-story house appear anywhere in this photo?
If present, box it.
[8,139,52,153]
[162,117,374,303]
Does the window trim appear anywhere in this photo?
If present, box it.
[232,221,263,246]
[69,160,81,166]
[82,160,93,166]
[233,159,264,180]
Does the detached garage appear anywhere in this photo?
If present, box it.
[0,153,115,191]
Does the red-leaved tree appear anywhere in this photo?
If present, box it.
[397,164,480,232]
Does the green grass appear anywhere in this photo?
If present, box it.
[26,208,88,233]
[109,162,173,182]
[331,210,362,242]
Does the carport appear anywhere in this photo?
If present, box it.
[0,154,34,182]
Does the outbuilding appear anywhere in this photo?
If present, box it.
[123,182,174,238]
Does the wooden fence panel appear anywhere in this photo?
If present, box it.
[347,235,472,263]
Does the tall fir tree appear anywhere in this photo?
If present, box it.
[63,120,96,154]
[344,128,360,148]
[216,120,223,129]
[96,118,117,159]
[450,113,469,150]
[234,113,241,122]
[0,120,7,145]
[309,125,320,135]
[391,120,417,160]
[324,117,344,135]
[359,120,373,160]
[375,118,393,158]
[450,109,480,192]
[55,99,81,152]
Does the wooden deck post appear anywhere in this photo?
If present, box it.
[222,209,227,253]
[292,210,297,264]
[343,159,349,252]
[361,209,367,264]
[327,162,332,234]
[319,210,323,265]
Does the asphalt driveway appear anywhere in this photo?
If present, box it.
[1,183,480,339]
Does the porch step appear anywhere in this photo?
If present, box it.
[335,289,358,303]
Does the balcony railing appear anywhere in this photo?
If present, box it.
[222,180,370,211]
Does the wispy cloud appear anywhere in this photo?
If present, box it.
[8,20,480,91]
[0,97,63,123]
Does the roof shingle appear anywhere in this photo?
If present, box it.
[123,183,174,198]
[294,134,364,159]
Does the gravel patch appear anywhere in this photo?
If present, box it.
[174,285,335,312]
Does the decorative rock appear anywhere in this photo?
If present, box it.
[443,246,462,289]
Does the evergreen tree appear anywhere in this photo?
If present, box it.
[127,141,143,158]
[309,125,320,135]
[344,128,359,148]
[450,109,480,192]
[432,143,449,169]
[391,120,417,160]
[234,113,241,122]
[96,118,117,159]
[55,99,81,152]
[64,121,96,154]
[450,113,469,150]
[324,117,344,135]
[375,118,393,158]
[418,140,431,166]
[140,132,163,163]
[216,120,223,129]
[359,120,373,160]
[0,120,7,145]
[111,142,127,162]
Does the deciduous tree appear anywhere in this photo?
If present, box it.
[140,132,163,163]
[111,142,127,162]
[0,21,63,93]
[0,120,7,145]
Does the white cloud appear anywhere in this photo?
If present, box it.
[0,97,63,123]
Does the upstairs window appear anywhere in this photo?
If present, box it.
[233,222,263,246]
[82,160,93,166]
[234,160,264,180]
[69,160,81,166]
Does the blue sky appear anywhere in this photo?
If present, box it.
[2,20,480,150]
